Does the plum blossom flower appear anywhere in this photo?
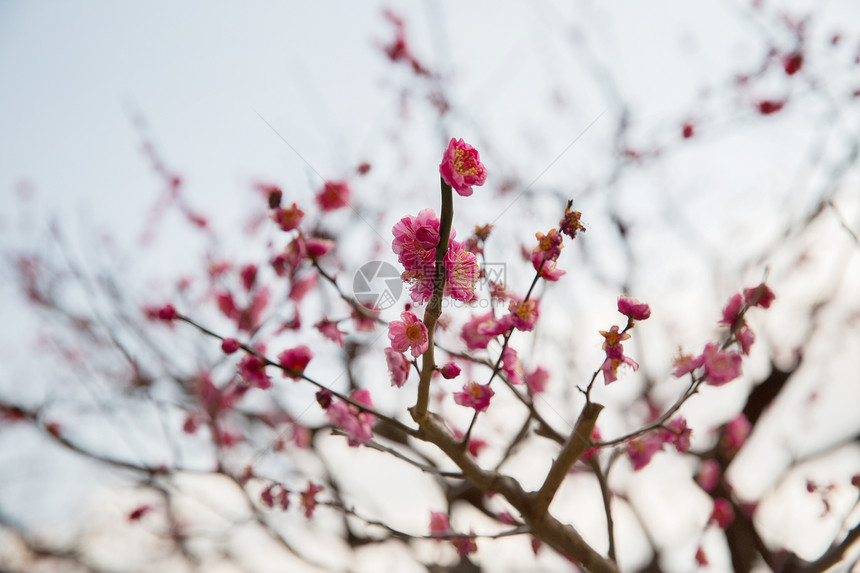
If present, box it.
[273,203,304,232]
[461,312,512,350]
[501,347,525,385]
[439,138,487,197]
[391,209,440,269]
[277,345,313,380]
[627,433,663,470]
[673,351,704,378]
[509,298,539,331]
[702,343,742,385]
[532,229,564,266]
[157,304,178,320]
[525,366,550,394]
[600,325,638,384]
[315,181,350,211]
[444,240,479,302]
[316,319,346,347]
[237,354,271,389]
[388,311,429,357]
[617,296,651,322]
[324,389,376,446]
[720,293,745,329]
[661,417,692,452]
[743,283,775,309]
[710,498,735,529]
[454,381,494,412]
[385,348,410,388]
[221,337,240,354]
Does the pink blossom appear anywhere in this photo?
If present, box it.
[600,325,637,384]
[316,319,346,347]
[240,264,258,291]
[532,229,564,264]
[454,381,495,412]
[301,482,324,518]
[277,345,313,379]
[696,547,709,566]
[743,283,775,309]
[452,536,478,556]
[392,209,440,269]
[720,293,744,328]
[723,414,751,453]
[439,137,487,197]
[438,362,461,380]
[429,511,450,538]
[627,434,663,471]
[272,202,304,232]
[221,338,240,354]
[661,417,692,452]
[325,390,375,447]
[237,354,271,389]
[710,498,735,529]
[617,296,651,321]
[385,348,411,388]
[461,312,512,350]
[509,298,539,331]
[304,237,335,258]
[288,274,317,303]
[702,343,742,385]
[444,240,479,303]
[672,352,704,378]
[501,347,524,385]
[537,260,566,281]
[697,459,721,493]
[388,311,429,357]
[315,181,351,211]
[525,366,550,394]
[157,304,178,321]
[738,326,755,355]
[401,265,436,304]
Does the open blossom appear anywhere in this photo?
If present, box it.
[277,345,312,379]
[461,312,512,350]
[617,296,651,322]
[720,293,745,329]
[537,259,566,281]
[602,354,639,384]
[744,283,775,308]
[532,229,564,265]
[272,202,304,231]
[316,319,346,347]
[454,381,494,412]
[661,417,692,452]
[673,351,704,378]
[315,180,350,211]
[392,209,440,269]
[627,433,663,471]
[525,366,550,394]
[439,137,487,197]
[509,298,539,331]
[388,311,429,357]
[324,389,375,446]
[702,343,742,385]
[444,240,479,302]
[237,354,271,390]
[600,325,638,384]
[385,348,410,388]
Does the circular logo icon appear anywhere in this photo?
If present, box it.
[353,261,402,310]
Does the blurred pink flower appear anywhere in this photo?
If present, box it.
[454,381,494,412]
[315,180,351,211]
[702,343,742,385]
[277,345,312,380]
[385,348,410,388]
[509,298,539,331]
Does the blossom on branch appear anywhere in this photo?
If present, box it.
[453,381,494,412]
[617,296,651,322]
[315,181,351,211]
[277,345,313,380]
[388,311,429,357]
[702,343,742,386]
[439,138,487,197]
[385,348,410,388]
[509,298,539,331]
